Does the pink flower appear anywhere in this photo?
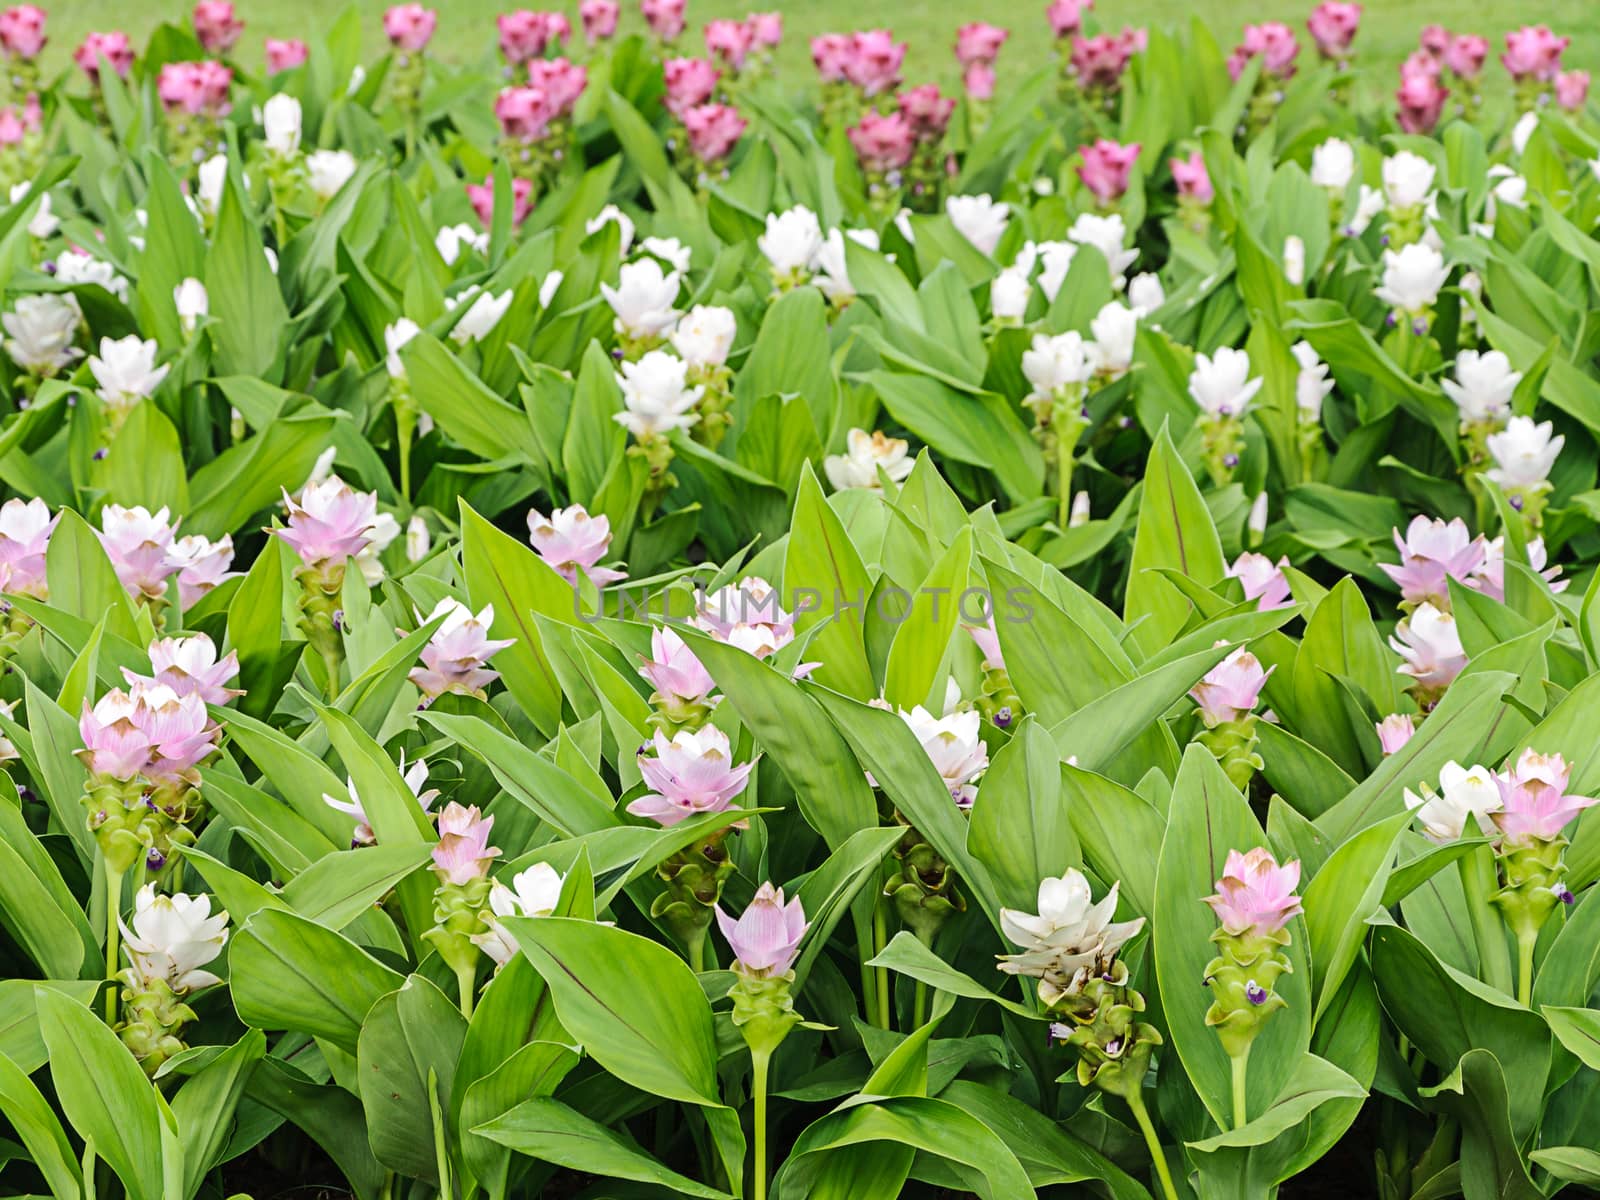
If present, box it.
[265,38,308,73]
[0,5,47,59]
[580,0,619,43]
[848,109,915,173]
[747,12,781,49]
[1418,24,1451,59]
[498,11,569,65]
[1226,552,1291,611]
[1069,33,1134,91]
[495,84,554,141]
[408,598,516,701]
[192,1,242,55]
[965,617,1004,670]
[98,504,179,602]
[1501,25,1568,83]
[168,533,237,609]
[898,83,955,141]
[466,175,534,228]
[1390,602,1467,695]
[717,882,807,976]
[1204,847,1303,936]
[1229,22,1299,82]
[638,626,717,708]
[1170,149,1213,202]
[693,577,792,641]
[683,102,746,163]
[1556,70,1590,112]
[1046,0,1091,40]
[704,18,754,70]
[273,476,378,568]
[810,33,852,82]
[1078,138,1141,204]
[1306,2,1360,61]
[1443,34,1487,78]
[158,61,234,117]
[528,57,587,115]
[640,0,686,42]
[0,497,56,599]
[955,22,1008,68]
[962,62,996,100]
[1401,50,1441,78]
[432,802,500,884]
[628,725,756,826]
[129,633,242,706]
[77,689,155,781]
[133,684,216,783]
[1380,516,1485,609]
[1375,713,1416,755]
[384,3,437,53]
[663,56,720,118]
[527,504,627,587]
[1396,69,1448,134]
[0,97,35,144]
[1190,646,1272,726]
[73,31,134,80]
[843,29,905,97]
[1492,749,1597,846]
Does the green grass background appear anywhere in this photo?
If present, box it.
[42,0,1597,89]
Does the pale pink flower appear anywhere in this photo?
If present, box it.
[384,3,437,53]
[495,84,555,141]
[1078,138,1141,204]
[169,533,238,609]
[134,684,216,782]
[0,497,56,600]
[747,12,781,49]
[848,109,915,173]
[898,83,955,141]
[1070,32,1134,90]
[77,689,154,780]
[663,56,720,118]
[1418,24,1451,59]
[1396,69,1448,135]
[324,753,438,847]
[0,5,47,59]
[73,31,134,80]
[717,882,807,976]
[683,103,746,164]
[629,725,756,826]
[1204,847,1303,935]
[1226,552,1292,611]
[273,477,378,568]
[128,634,241,706]
[1474,535,1565,602]
[965,618,1004,670]
[1046,0,1091,40]
[1501,25,1567,83]
[638,626,717,709]
[899,705,988,808]
[527,57,587,116]
[1493,749,1597,846]
[1556,70,1590,112]
[581,0,619,42]
[497,10,568,65]
[1170,150,1213,202]
[1390,602,1467,694]
[1306,2,1360,61]
[527,504,627,587]
[1380,516,1485,609]
[955,22,1008,68]
[158,60,234,117]
[466,175,534,228]
[963,63,995,101]
[704,18,754,70]
[1376,713,1416,755]
[1229,22,1299,82]
[692,576,791,640]
[265,38,308,72]
[1443,34,1487,78]
[98,504,179,602]
[408,598,516,701]
[1190,646,1272,726]
[843,30,905,97]
[810,33,852,82]
[640,0,685,41]
[432,802,500,884]
[192,1,243,55]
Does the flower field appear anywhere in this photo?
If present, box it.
[4,0,1600,1197]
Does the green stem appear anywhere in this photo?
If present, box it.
[854,916,876,1026]
[913,980,928,1029]
[1055,421,1082,530]
[1458,846,1513,994]
[321,645,342,703]
[1127,1091,1180,1200]
[872,903,891,1030]
[104,861,125,1025]
[752,1048,771,1200]
[688,926,706,974]
[1230,1047,1251,1130]
[1516,929,1536,1008]
[455,961,477,1019]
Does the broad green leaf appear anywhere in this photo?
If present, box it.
[1124,425,1225,657]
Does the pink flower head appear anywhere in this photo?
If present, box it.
[159,60,234,117]
[192,1,242,55]
[1418,24,1450,59]
[1396,69,1448,134]
[1077,138,1141,204]
[1401,50,1441,78]
[1557,70,1590,112]
[1190,644,1272,726]
[848,108,915,173]
[704,18,754,70]
[638,626,717,708]
[498,11,569,66]
[810,33,852,82]
[628,725,756,826]
[898,83,955,141]
[1390,602,1467,694]
[580,0,619,43]
[1443,34,1487,78]
[495,84,554,141]
[1376,713,1416,755]
[1226,552,1292,611]
[843,30,906,97]
[955,22,1008,69]
[527,57,586,115]
[1492,749,1597,846]
[0,101,29,145]
[0,5,47,59]
[1306,2,1360,61]
[129,633,242,706]
[527,504,627,587]
[74,31,134,80]
[384,4,437,53]
[466,175,535,228]
[1380,516,1485,609]
[1501,25,1568,83]
[98,504,179,602]
[168,533,238,609]
[1170,149,1213,202]
[663,56,720,118]
[132,683,217,782]
[963,62,996,100]
[683,102,747,164]
[0,497,57,600]
[432,801,500,884]
[273,476,378,569]
[717,882,807,976]
[1070,33,1134,91]
[1229,22,1299,82]
[747,12,781,49]
[1046,0,1091,40]
[1204,847,1303,936]
[265,38,309,73]
[77,689,155,781]
[965,617,1004,670]
[693,576,792,641]
[408,598,516,701]
[640,0,686,41]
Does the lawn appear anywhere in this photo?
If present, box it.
[43,0,1598,88]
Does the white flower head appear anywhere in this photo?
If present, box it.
[435,222,488,265]
[10,182,59,239]
[1485,416,1562,490]
[587,204,636,253]
[1088,300,1138,376]
[990,265,1032,322]
[669,304,737,368]
[899,704,988,807]
[1443,350,1520,424]
[1023,331,1093,397]
[616,350,701,438]
[197,154,230,216]
[638,235,692,273]
[1382,151,1437,210]
[1405,761,1502,844]
[1188,347,1263,417]
[385,318,421,378]
[1291,340,1334,419]
[1375,243,1449,315]
[1345,184,1385,236]
[89,336,169,415]
[946,194,1009,258]
[55,250,129,302]
[1067,212,1138,281]
[262,93,302,156]
[759,205,823,280]
[3,294,82,376]
[446,288,512,344]
[1282,235,1306,286]
[119,884,229,993]
[305,149,358,200]
[823,428,914,491]
[601,258,681,340]
[173,278,208,334]
[1127,272,1165,315]
[1310,138,1355,191]
[1037,241,1077,302]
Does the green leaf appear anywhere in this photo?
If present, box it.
[357,976,467,1182]
[1530,1147,1600,1187]
[169,1030,266,1200]
[882,528,971,710]
[784,463,876,699]
[868,931,1036,1019]
[43,509,140,646]
[0,1047,82,1200]
[1542,1006,1600,1072]
[966,717,1078,913]
[205,164,289,379]
[0,980,100,1074]
[1302,813,1407,1020]
[1416,1050,1541,1200]
[279,843,432,929]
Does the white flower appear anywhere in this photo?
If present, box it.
[264,246,280,275]
[385,318,421,377]
[89,336,169,415]
[405,515,431,562]
[587,204,635,253]
[305,149,358,200]
[990,265,1032,321]
[1442,350,1520,424]
[1088,301,1138,376]
[3,294,82,376]
[601,258,681,340]
[1382,151,1436,210]
[996,870,1144,1000]
[1485,416,1562,490]
[538,271,563,308]
[1291,341,1334,420]
[759,205,823,280]
[893,208,916,244]
[446,289,512,344]
[10,182,58,239]
[1282,235,1306,285]
[262,93,302,156]
[1310,138,1355,190]
[823,428,914,491]
[946,194,1009,257]
[470,863,566,966]
[1070,491,1091,526]
[898,704,988,807]
[1022,331,1093,396]
[1375,243,1448,315]
[1512,111,1539,156]
[347,64,367,94]
[323,753,437,846]
[1345,184,1384,235]
[197,154,230,216]
[615,350,701,438]
[119,884,229,993]
[435,223,487,265]
[810,228,862,301]
[1248,492,1269,537]
[173,278,208,334]
[1067,212,1139,280]
[1390,602,1466,692]
[1127,272,1165,315]
[55,250,129,302]
[1188,346,1263,417]
[1488,166,1528,210]
[1037,241,1077,302]
[1405,762,1502,844]
[355,512,401,585]
[669,304,736,368]
[638,235,692,273]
